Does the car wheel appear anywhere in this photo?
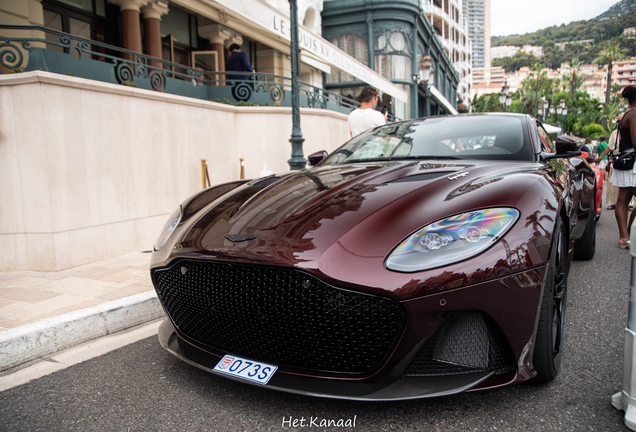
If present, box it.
[533,219,568,383]
[573,206,596,260]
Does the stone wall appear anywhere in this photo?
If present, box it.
[0,71,350,271]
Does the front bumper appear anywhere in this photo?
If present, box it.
[154,261,547,400]
[158,318,494,401]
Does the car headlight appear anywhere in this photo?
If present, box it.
[385,208,519,272]
[154,206,182,251]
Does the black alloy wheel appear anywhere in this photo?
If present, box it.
[532,219,568,382]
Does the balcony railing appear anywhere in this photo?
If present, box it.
[0,25,359,114]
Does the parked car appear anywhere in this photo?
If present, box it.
[575,138,604,221]
[151,113,596,400]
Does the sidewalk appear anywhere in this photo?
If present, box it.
[0,251,164,371]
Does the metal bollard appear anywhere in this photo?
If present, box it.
[201,159,207,190]
[612,224,636,430]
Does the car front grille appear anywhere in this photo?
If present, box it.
[404,312,516,377]
[152,259,405,374]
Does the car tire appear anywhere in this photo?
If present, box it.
[573,206,596,261]
[533,219,568,383]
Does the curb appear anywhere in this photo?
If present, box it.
[0,291,164,372]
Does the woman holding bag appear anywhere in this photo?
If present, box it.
[597,115,623,209]
[612,86,636,249]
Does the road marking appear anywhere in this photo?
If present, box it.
[0,319,162,392]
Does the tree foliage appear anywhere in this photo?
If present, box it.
[472,79,620,138]
[491,11,636,69]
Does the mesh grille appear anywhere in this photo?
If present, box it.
[152,259,405,374]
[404,312,515,377]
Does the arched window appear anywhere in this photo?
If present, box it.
[375,30,412,81]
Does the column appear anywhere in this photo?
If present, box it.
[109,0,147,56]
[198,24,232,75]
[141,1,169,68]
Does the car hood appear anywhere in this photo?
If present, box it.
[159,160,551,298]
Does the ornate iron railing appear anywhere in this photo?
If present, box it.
[0,25,360,114]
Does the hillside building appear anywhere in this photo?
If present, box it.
[491,45,543,59]
[613,58,636,94]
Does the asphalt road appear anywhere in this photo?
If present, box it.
[0,208,632,432]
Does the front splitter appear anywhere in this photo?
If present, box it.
[157,318,493,401]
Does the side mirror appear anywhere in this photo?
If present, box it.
[541,134,582,160]
[308,150,328,166]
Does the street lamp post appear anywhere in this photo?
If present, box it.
[287,0,306,171]
[549,105,555,124]
[558,99,566,129]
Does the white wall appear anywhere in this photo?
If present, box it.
[0,71,350,271]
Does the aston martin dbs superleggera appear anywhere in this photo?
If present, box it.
[151,113,596,400]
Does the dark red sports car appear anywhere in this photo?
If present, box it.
[151,113,596,400]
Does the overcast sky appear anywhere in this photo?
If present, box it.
[489,0,621,37]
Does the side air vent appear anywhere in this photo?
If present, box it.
[386,172,454,184]
[404,311,515,377]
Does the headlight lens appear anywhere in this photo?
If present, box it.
[154,206,182,251]
[385,208,519,272]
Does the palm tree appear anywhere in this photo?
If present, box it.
[530,63,546,118]
[604,100,623,134]
[515,84,535,115]
[595,42,628,108]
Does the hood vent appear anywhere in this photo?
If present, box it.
[386,172,455,184]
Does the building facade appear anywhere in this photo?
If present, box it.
[421,0,472,110]
[322,0,460,119]
[1,0,412,113]
[463,0,489,70]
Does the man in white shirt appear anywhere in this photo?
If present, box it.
[348,87,386,137]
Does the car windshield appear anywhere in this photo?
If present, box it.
[323,115,533,165]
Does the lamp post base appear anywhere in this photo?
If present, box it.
[288,134,306,171]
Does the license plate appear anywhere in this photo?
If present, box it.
[213,355,277,385]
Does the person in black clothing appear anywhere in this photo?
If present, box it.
[225,43,254,81]
[612,86,636,248]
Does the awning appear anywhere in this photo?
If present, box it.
[208,0,410,103]
[429,85,458,115]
